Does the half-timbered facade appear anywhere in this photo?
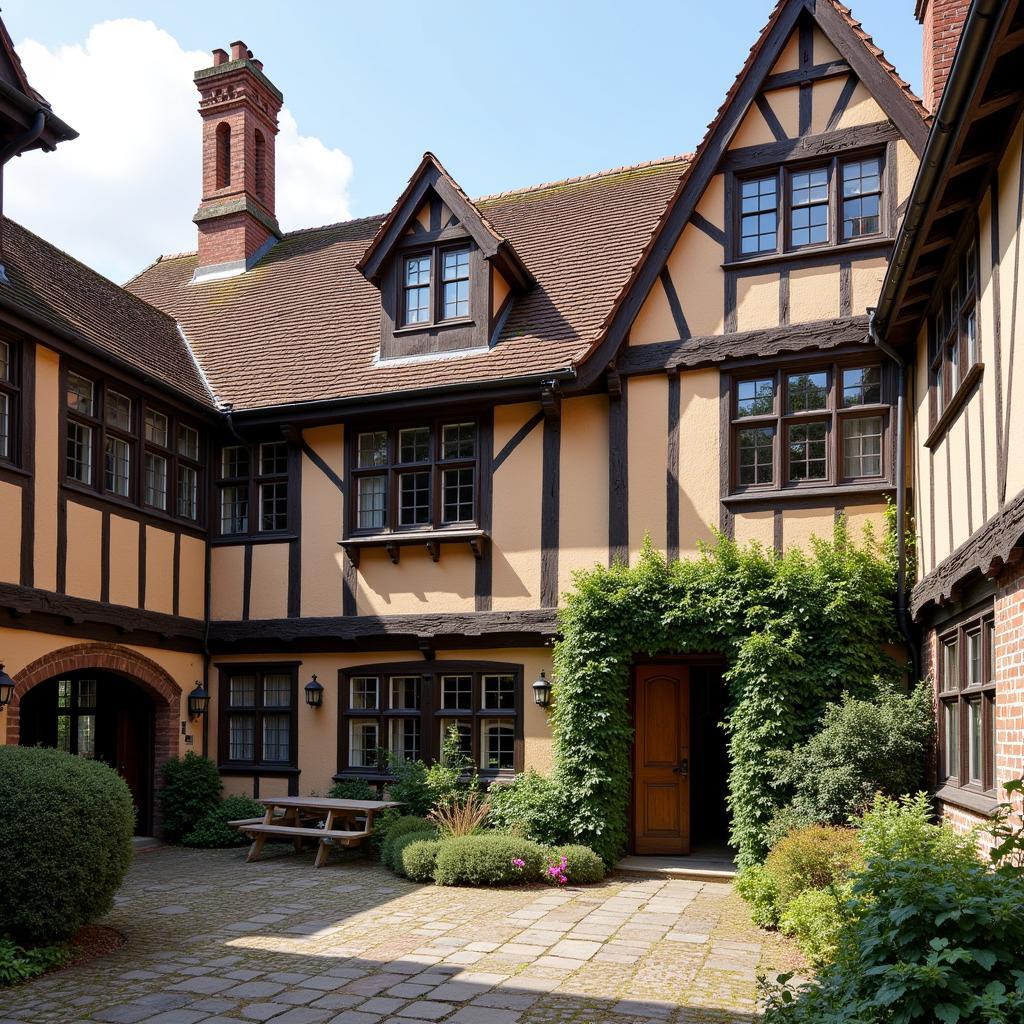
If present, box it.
[0,0,998,851]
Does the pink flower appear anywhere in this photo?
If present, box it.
[545,854,569,885]
[512,857,525,869]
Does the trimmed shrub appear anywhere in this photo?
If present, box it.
[384,760,432,817]
[0,746,134,943]
[735,865,782,928]
[158,752,222,843]
[328,778,377,801]
[389,829,437,878]
[401,838,441,882]
[380,815,434,870]
[0,938,70,986]
[778,884,851,968]
[856,791,979,868]
[487,771,569,845]
[541,845,605,884]
[433,835,545,886]
[183,795,264,848]
[763,825,862,916]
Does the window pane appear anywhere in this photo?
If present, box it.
[229,713,255,761]
[967,630,982,687]
[77,714,96,759]
[391,717,421,763]
[66,421,93,484]
[178,424,200,461]
[144,452,168,509]
[263,673,291,707]
[949,335,960,390]
[842,416,882,478]
[405,253,431,286]
[221,445,249,479]
[740,176,778,254]
[105,436,131,496]
[842,157,882,239]
[106,391,132,431]
[0,392,8,460]
[787,371,828,412]
[57,680,72,709]
[259,441,288,476]
[842,366,881,407]
[442,467,475,523]
[0,341,9,381]
[390,676,421,710]
[56,714,70,753]
[985,619,994,682]
[736,377,775,417]
[442,248,470,281]
[968,698,982,784]
[177,465,198,520]
[350,676,379,710]
[965,309,978,367]
[788,422,828,482]
[78,679,97,708]
[259,481,288,531]
[442,675,473,710]
[404,254,432,325]
[262,713,290,763]
[943,701,958,778]
[790,167,829,246]
[442,422,476,459]
[441,247,470,320]
[220,484,249,534]
[144,409,168,446]
[943,636,960,689]
[481,720,515,770]
[398,471,430,526]
[440,720,473,759]
[358,431,388,468]
[737,427,774,486]
[66,372,95,416]
[349,720,379,768]
[398,427,430,463]
[229,676,257,707]
[356,474,386,530]
[482,674,516,710]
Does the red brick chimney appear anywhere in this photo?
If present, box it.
[192,41,283,282]
[915,0,971,112]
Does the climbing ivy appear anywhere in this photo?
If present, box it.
[550,515,902,867]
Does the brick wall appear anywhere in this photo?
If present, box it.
[917,0,971,111]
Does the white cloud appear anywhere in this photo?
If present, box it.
[4,19,353,284]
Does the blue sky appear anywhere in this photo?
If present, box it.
[2,1,925,280]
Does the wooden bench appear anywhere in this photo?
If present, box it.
[235,822,370,868]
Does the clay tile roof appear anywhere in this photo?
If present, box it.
[0,218,216,409]
[126,154,691,412]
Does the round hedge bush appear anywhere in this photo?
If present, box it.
[542,845,606,884]
[763,825,862,915]
[401,838,441,882]
[389,829,437,878]
[0,746,134,943]
[158,753,222,843]
[433,834,545,886]
[380,815,434,870]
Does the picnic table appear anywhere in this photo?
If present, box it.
[230,796,403,868]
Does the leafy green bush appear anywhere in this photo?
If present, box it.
[158,752,222,843]
[778,884,851,968]
[767,683,934,843]
[763,825,862,915]
[328,778,377,801]
[487,771,570,844]
[541,845,605,884]
[0,746,134,944]
[389,829,437,878]
[183,795,264,848]
[433,834,545,886]
[0,938,70,987]
[857,792,979,868]
[380,815,434,870]
[736,865,782,928]
[384,759,432,816]
[401,837,441,882]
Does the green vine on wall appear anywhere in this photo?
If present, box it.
[550,514,902,867]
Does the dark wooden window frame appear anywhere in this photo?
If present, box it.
[216,662,300,772]
[936,607,996,796]
[730,146,888,264]
[60,359,207,528]
[728,355,891,495]
[215,438,293,540]
[336,660,524,782]
[0,337,21,469]
[398,243,474,329]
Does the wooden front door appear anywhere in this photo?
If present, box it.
[633,664,690,855]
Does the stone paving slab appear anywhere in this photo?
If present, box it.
[0,846,802,1023]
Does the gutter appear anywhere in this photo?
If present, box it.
[868,306,920,683]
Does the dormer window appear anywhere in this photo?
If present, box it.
[400,245,471,328]
[442,248,470,319]
[403,254,432,325]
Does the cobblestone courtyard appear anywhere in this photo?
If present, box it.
[1,846,802,1024]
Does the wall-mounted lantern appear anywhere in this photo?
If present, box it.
[187,681,210,719]
[304,674,324,709]
[0,664,14,709]
[532,670,552,709]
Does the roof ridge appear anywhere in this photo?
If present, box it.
[474,153,695,203]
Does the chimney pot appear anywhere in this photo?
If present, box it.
[252,59,264,70]
[230,40,247,61]
[212,48,228,66]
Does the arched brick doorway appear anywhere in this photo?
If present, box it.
[8,643,181,835]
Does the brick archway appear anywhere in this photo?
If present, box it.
[5,643,182,789]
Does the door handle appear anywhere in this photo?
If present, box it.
[673,758,689,777]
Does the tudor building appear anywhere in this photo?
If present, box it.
[0,0,1013,851]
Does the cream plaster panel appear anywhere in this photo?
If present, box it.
[734,509,775,549]
[966,397,987,537]
[851,257,888,317]
[33,345,59,591]
[628,375,668,560]
[781,507,835,552]
[678,369,720,556]
[695,174,726,232]
[730,104,776,150]
[0,481,20,583]
[667,225,724,337]
[896,140,918,210]
[107,515,139,608]
[259,776,290,799]
[558,395,609,597]
[766,86,800,140]
[145,526,175,614]
[976,189,1001,523]
[790,265,839,322]
[630,276,678,346]
[210,544,245,620]
[931,433,952,567]
[810,75,847,135]
[178,535,205,620]
[912,324,933,578]
[835,84,885,128]
[414,202,430,231]
[358,546,476,615]
[491,267,511,316]
[845,504,888,544]
[736,273,780,332]
[999,126,1024,500]
[770,30,799,73]
[65,501,102,601]
[491,404,542,610]
[813,27,841,63]
[946,413,971,556]
[249,542,290,620]
[301,425,344,619]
